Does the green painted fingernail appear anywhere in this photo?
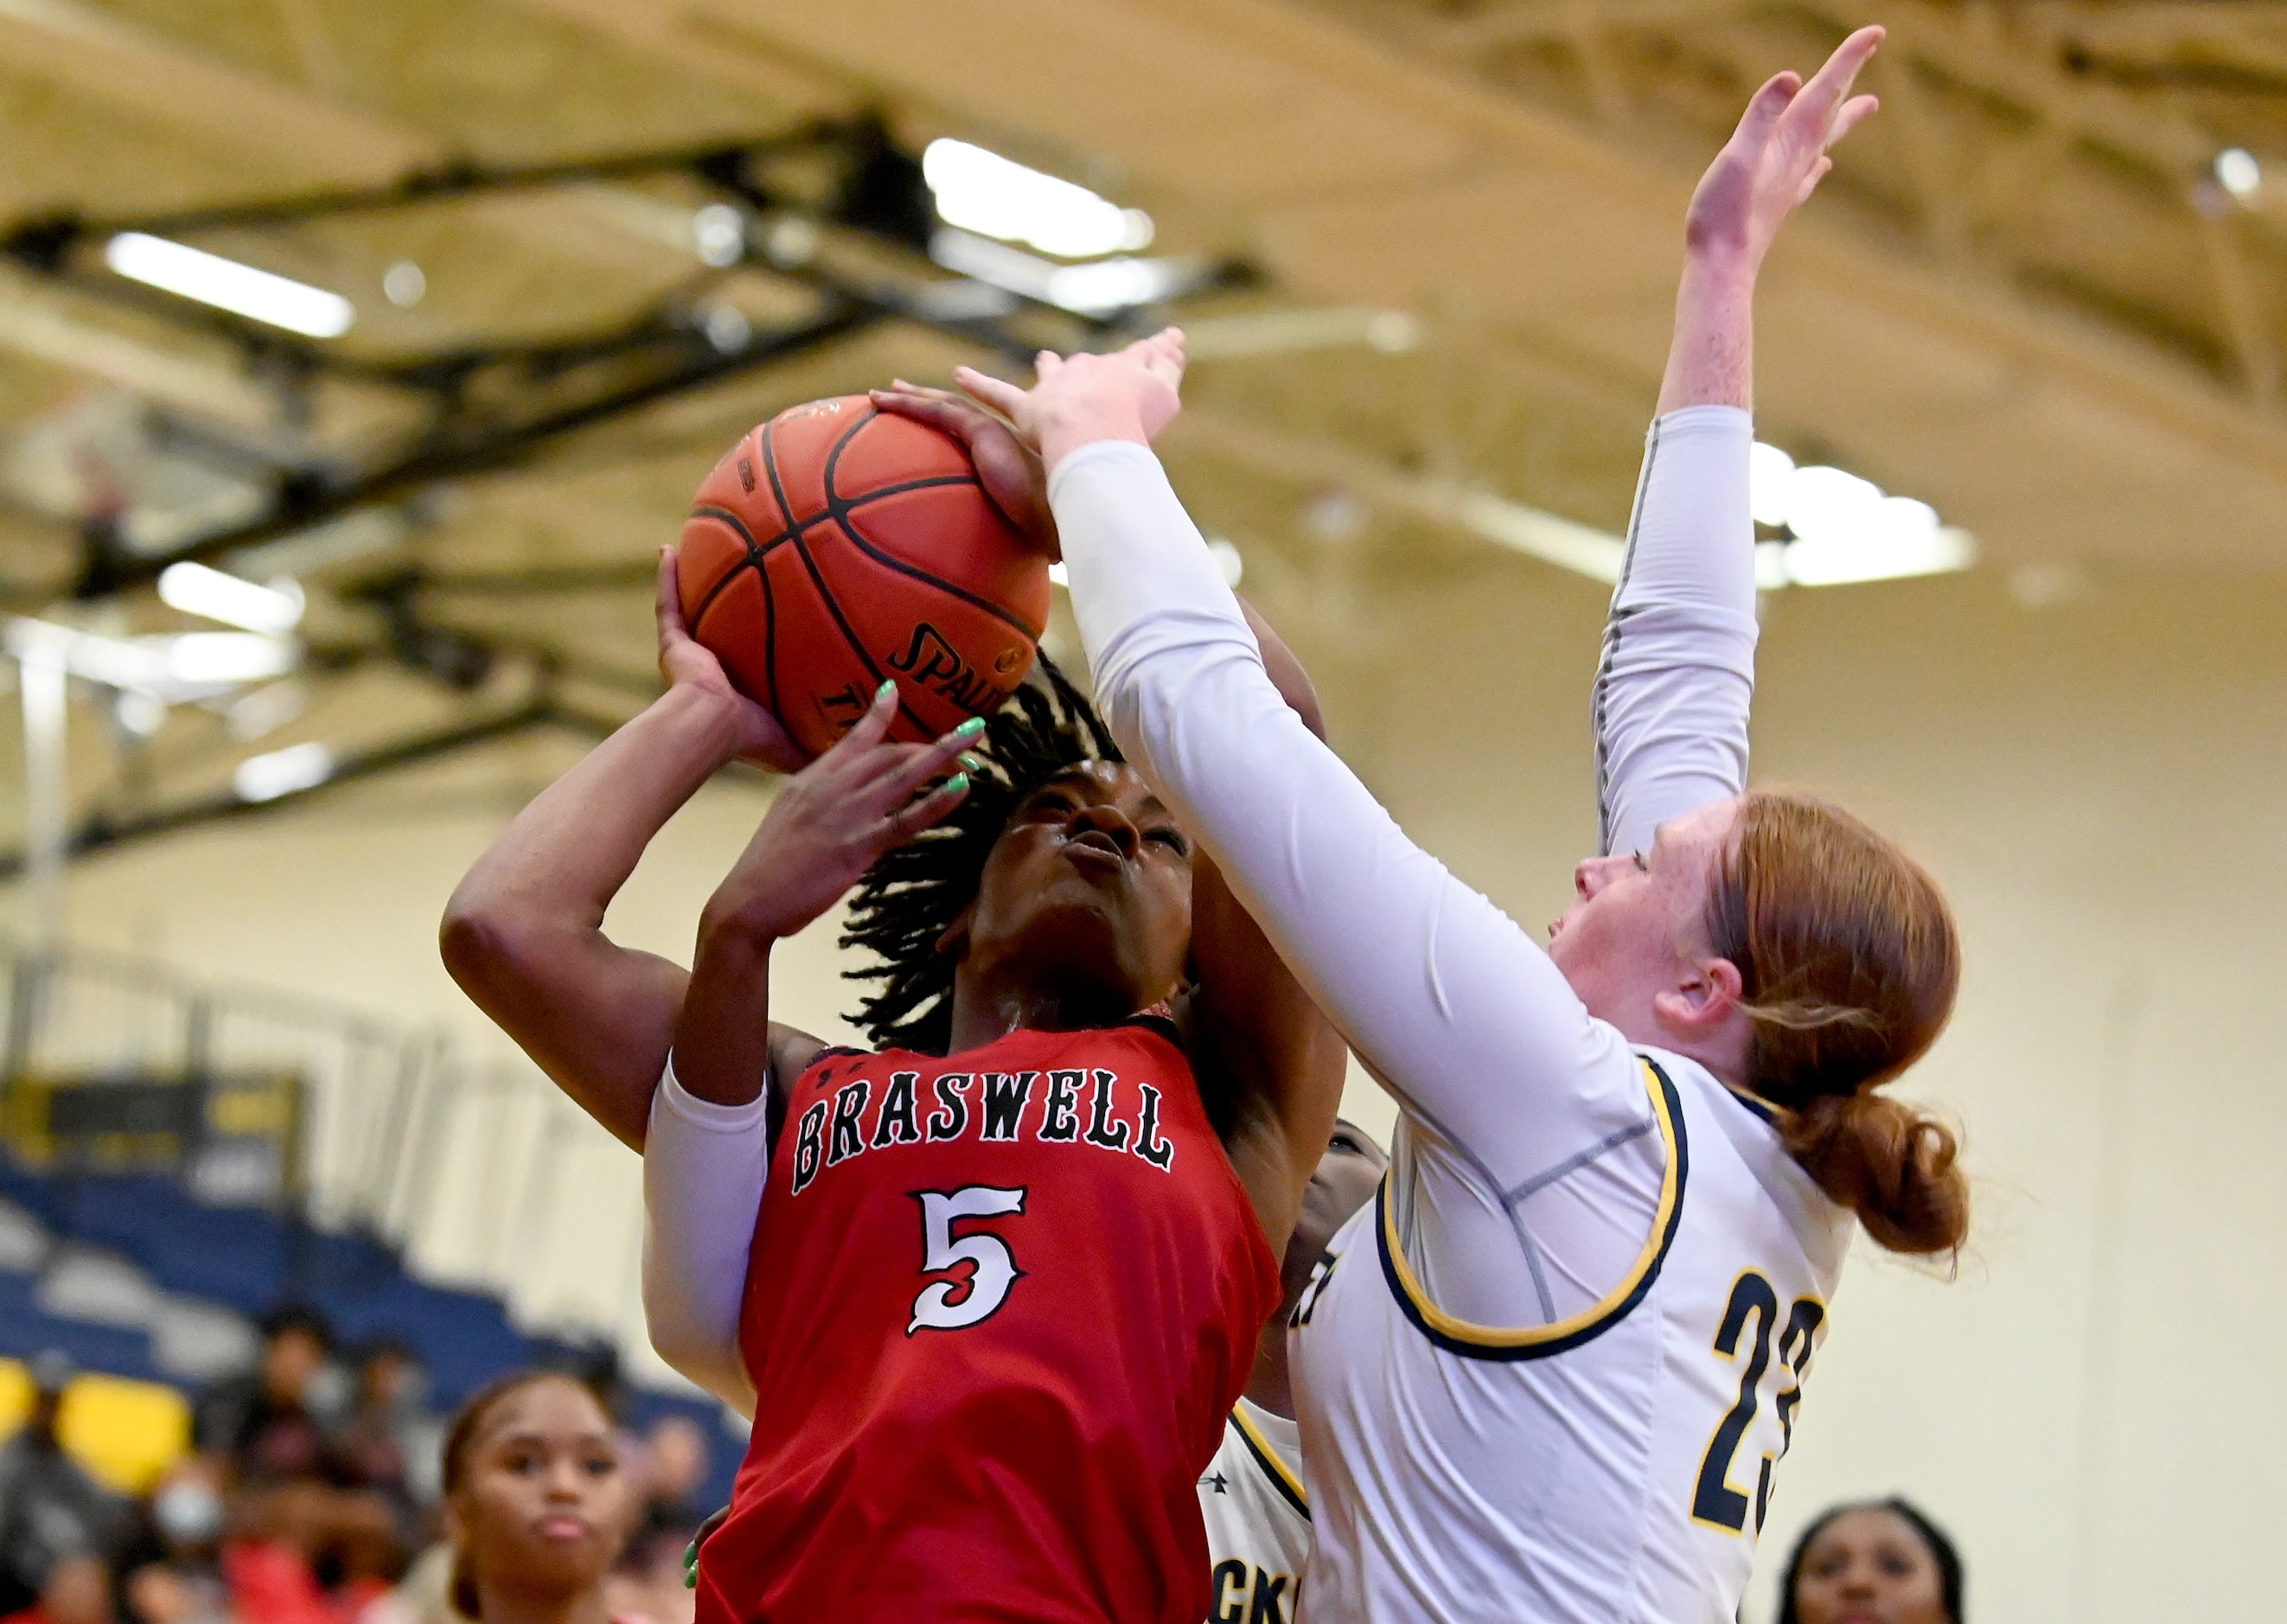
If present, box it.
[945,772,969,795]
[877,679,897,700]
[958,752,983,772]
[955,716,987,738]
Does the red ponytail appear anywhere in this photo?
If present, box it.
[1708,790,1969,1256]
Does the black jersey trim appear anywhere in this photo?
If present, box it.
[1228,1406,1309,1521]
[1722,1085,1779,1126]
[1116,1012,1183,1047]
[1375,1058,1690,1362]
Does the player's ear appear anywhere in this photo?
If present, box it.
[1652,956,1745,1031]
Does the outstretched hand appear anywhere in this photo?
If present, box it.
[951,328,1185,472]
[1685,25,1883,274]
[704,681,981,946]
[655,547,808,774]
[870,381,1060,559]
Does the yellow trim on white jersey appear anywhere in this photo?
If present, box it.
[1230,1398,1309,1517]
[1376,1057,1687,1359]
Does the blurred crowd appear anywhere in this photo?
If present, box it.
[0,1309,712,1624]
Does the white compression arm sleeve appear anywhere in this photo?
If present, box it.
[641,1059,765,1417]
[1053,441,1645,1195]
[1052,414,1754,1317]
[1594,406,1757,857]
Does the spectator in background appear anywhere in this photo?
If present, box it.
[0,1554,112,1624]
[111,1460,228,1624]
[195,1309,345,1487]
[1779,1498,1964,1624]
[438,1372,636,1624]
[0,1355,125,1617]
[601,1419,709,1624]
[336,1341,444,1525]
[632,1423,703,1539]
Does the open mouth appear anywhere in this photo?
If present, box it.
[1062,830,1124,869]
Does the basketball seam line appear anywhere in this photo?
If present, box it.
[687,409,1022,738]
[688,504,763,631]
[794,405,929,738]
[820,417,1046,644]
[757,418,793,719]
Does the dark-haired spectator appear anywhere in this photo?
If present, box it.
[195,1308,346,1487]
[0,1356,125,1616]
[1779,1497,1963,1624]
[438,1371,637,1624]
[633,1421,703,1538]
[336,1342,444,1527]
[600,1416,708,1624]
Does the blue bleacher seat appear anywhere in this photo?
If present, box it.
[0,1155,719,1471]
[0,1284,163,1384]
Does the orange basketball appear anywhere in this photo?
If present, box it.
[677,396,1052,759]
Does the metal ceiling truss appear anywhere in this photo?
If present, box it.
[1309,0,2285,408]
[0,114,1252,599]
[0,115,1253,866]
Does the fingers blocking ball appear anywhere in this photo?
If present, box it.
[678,396,1053,758]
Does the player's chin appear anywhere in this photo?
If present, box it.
[510,1529,612,1585]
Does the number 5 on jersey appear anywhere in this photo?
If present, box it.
[909,1186,1027,1334]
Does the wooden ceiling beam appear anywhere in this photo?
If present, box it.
[0,0,433,185]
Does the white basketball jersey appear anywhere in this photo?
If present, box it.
[1198,1397,1311,1623]
[1290,1055,1855,1623]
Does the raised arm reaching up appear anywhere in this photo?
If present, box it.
[1598,25,1883,858]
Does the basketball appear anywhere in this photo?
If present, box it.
[676,396,1052,759]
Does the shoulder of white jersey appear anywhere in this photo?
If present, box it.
[1650,1048,1856,1275]
[1374,1054,1688,1362]
[1227,1399,1308,1520]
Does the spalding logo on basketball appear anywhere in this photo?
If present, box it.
[678,397,1053,759]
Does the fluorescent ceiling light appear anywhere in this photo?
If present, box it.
[2216,148,2262,201]
[5,619,164,691]
[1180,308,1421,360]
[1778,525,1976,588]
[105,233,355,339]
[929,228,1196,316]
[1452,490,1625,583]
[162,632,298,686]
[234,740,332,803]
[923,138,1153,259]
[1206,538,1244,588]
[1050,542,1243,590]
[1748,446,1975,586]
[1748,442,1796,527]
[382,260,426,307]
[692,204,744,268]
[158,562,304,634]
[3,617,301,699]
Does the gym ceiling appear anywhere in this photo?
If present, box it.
[0,0,2279,854]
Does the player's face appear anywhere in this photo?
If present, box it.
[1789,1507,1950,1624]
[963,761,1194,1015]
[1281,1120,1388,1300]
[1546,796,1741,1039]
[1299,1121,1387,1259]
[448,1378,633,1602]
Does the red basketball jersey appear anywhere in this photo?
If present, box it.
[693,1019,1279,1624]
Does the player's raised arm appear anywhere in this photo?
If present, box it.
[439,550,815,1148]
[872,381,1348,1243]
[957,338,1644,1192]
[1596,25,1883,859]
